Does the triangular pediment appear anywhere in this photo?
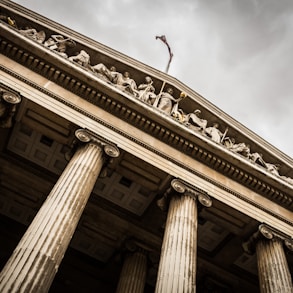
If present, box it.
[0,1,292,211]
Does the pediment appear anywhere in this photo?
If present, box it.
[0,1,292,212]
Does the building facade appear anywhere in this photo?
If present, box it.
[0,1,292,292]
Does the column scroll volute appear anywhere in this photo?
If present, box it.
[242,223,293,254]
[63,128,120,178]
[0,86,22,128]
[259,224,293,251]
[75,128,120,157]
[157,178,212,211]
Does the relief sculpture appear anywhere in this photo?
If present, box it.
[69,50,91,69]
[4,14,292,186]
[153,87,184,116]
[113,71,138,95]
[183,110,207,132]
[19,27,46,43]
[44,35,76,57]
[204,123,226,144]
[137,76,156,105]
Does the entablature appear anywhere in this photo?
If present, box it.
[0,1,292,212]
[1,60,293,238]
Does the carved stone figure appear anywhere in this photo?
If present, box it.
[91,63,112,82]
[19,27,46,43]
[137,76,156,105]
[113,71,138,95]
[184,109,207,131]
[224,138,250,157]
[281,176,293,185]
[264,163,280,176]
[44,35,76,57]
[204,123,225,143]
[154,87,182,115]
[170,92,188,122]
[108,66,119,83]
[249,152,267,168]
[69,50,91,69]
[247,151,285,178]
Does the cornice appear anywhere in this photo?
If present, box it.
[0,4,292,211]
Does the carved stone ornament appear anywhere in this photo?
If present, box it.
[103,144,120,158]
[2,91,21,104]
[243,224,293,254]
[198,193,213,207]
[74,129,120,158]
[284,239,293,251]
[75,129,91,142]
[258,224,293,251]
[6,13,293,185]
[0,89,22,128]
[171,179,186,193]
[259,224,274,240]
[170,178,212,207]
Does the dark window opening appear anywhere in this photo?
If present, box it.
[40,135,54,147]
[119,176,132,187]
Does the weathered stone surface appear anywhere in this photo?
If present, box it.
[116,250,147,293]
[0,142,104,292]
[256,238,293,293]
[155,194,197,293]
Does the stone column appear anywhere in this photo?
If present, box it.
[116,241,148,293]
[0,129,120,293]
[155,179,212,293]
[256,225,293,293]
[243,224,293,293]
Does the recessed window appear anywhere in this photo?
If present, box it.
[119,176,132,187]
[40,135,53,147]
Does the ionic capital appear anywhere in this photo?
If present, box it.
[242,223,293,254]
[157,178,212,211]
[0,86,22,128]
[1,90,22,105]
[75,128,120,158]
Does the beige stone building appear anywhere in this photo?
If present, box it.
[0,1,292,292]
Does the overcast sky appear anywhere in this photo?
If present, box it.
[12,0,293,158]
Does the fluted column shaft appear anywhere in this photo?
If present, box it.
[256,238,293,293]
[116,250,147,293]
[0,142,104,293]
[155,194,198,293]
